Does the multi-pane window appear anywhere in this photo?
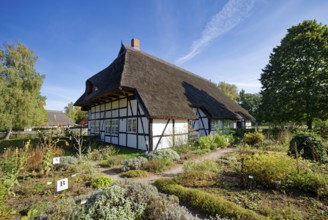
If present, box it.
[105,120,111,133]
[90,120,99,133]
[128,118,137,133]
[111,119,119,135]
[211,120,223,131]
[104,119,119,136]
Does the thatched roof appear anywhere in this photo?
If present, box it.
[75,44,254,121]
[47,110,75,126]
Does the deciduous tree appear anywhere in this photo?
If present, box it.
[218,81,238,102]
[65,102,88,124]
[259,20,328,129]
[0,42,46,139]
[238,89,261,120]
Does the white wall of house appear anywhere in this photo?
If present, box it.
[190,108,209,136]
[152,119,188,150]
[88,94,150,151]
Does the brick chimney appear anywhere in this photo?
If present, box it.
[131,38,140,50]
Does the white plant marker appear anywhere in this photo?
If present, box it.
[81,200,87,205]
[248,175,254,179]
[71,174,77,177]
[53,157,60,165]
[57,178,68,192]
[47,182,52,185]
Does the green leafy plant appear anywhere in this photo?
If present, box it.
[286,171,328,197]
[243,132,265,146]
[146,148,180,161]
[178,160,219,187]
[0,141,29,196]
[41,146,53,176]
[199,133,231,150]
[183,160,219,173]
[145,159,173,173]
[121,156,148,171]
[242,153,295,188]
[74,185,145,219]
[289,131,327,163]
[91,176,114,189]
[122,170,149,178]
[154,178,267,220]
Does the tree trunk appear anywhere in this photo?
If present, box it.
[4,127,12,140]
[307,118,313,130]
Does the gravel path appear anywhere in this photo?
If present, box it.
[92,147,235,184]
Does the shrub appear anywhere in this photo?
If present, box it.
[122,170,149,178]
[183,160,219,173]
[178,171,217,187]
[91,176,114,189]
[146,149,180,161]
[87,145,118,161]
[199,133,231,150]
[26,146,44,171]
[289,131,327,163]
[242,153,295,188]
[145,159,173,173]
[243,132,265,146]
[286,171,328,197]
[179,160,219,187]
[74,185,145,219]
[124,182,199,220]
[58,156,78,167]
[121,156,148,171]
[154,178,267,220]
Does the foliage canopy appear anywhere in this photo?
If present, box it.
[0,42,46,137]
[259,20,328,129]
[218,81,238,102]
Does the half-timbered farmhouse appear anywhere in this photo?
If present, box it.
[75,39,254,151]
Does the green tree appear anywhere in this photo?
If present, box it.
[259,20,328,129]
[64,102,88,124]
[64,102,77,121]
[218,81,238,102]
[238,89,261,119]
[0,42,46,139]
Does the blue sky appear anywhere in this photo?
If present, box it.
[1,0,328,111]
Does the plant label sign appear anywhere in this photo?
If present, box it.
[53,157,60,165]
[57,178,68,192]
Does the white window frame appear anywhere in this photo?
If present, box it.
[90,120,99,133]
[127,118,137,133]
[111,119,119,135]
[105,120,111,134]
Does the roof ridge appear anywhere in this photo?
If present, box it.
[123,45,218,87]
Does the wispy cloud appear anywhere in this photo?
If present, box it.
[176,0,256,64]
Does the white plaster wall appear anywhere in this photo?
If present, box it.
[105,136,111,143]
[120,98,127,107]
[174,120,188,134]
[138,117,149,133]
[127,134,137,148]
[119,134,126,146]
[246,121,252,128]
[119,118,126,132]
[111,137,118,145]
[138,136,148,150]
[112,109,118,117]
[153,136,172,150]
[120,108,127,117]
[112,100,119,109]
[152,119,172,136]
[129,99,137,116]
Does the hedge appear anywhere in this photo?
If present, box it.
[154,178,268,220]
